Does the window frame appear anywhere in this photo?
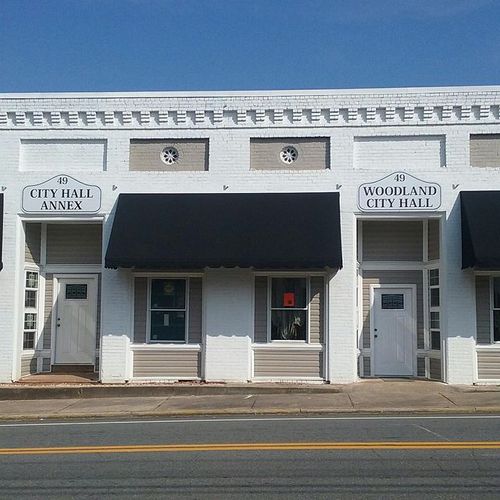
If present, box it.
[267,275,311,343]
[428,267,441,351]
[147,277,189,344]
[23,268,40,351]
[490,276,500,343]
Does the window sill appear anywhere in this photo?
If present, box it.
[252,343,323,350]
[476,344,500,351]
[131,343,201,351]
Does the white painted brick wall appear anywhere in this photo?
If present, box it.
[1,87,500,383]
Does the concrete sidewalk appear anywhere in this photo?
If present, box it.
[0,379,499,420]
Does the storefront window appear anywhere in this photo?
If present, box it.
[150,279,186,342]
[270,278,307,341]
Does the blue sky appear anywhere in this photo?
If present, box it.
[0,0,499,92]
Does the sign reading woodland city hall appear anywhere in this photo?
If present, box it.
[22,175,101,214]
[358,172,441,212]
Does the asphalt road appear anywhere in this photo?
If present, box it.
[0,414,498,499]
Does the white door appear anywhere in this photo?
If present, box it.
[55,278,97,364]
[373,287,414,376]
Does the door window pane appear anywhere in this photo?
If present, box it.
[65,284,88,300]
[381,294,404,309]
[24,313,37,330]
[23,331,35,349]
[271,310,307,340]
[271,278,307,308]
[151,279,186,309]
[150,311,186,342]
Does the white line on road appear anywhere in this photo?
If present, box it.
[0,414,499,428]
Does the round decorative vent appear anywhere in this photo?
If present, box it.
[160,146,179,165]
[280,145,298,164]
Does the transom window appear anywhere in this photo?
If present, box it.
[270,277,307,341]
[149,279,186,342]
[492,278,500,342]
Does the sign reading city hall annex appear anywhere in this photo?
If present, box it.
[22,175,101,214]
[358,172,441,212]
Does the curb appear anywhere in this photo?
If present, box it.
[2,406,500,422]
[0,385,342,401]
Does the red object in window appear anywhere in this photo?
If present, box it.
[283,292,295,307]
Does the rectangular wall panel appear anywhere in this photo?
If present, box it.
[129,139,208,171]
[354,135,445,170]
[470,134,500,168]
[253,348,322,378]
[362,221,423,262]
[133,349,200,378]
[20,139,107,172]
[46,224,102,264]
[250,137,330,170]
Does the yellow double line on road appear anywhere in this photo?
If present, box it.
[0,441,499,455]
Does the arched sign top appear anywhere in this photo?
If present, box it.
[358,172,441,212]
[22,174,102,214]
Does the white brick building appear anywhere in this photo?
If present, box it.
[1,86,500,384]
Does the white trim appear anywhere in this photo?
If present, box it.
[130,344,201,351]
[370,283,418,377]
[422,220,429,263]
[131,377,202,382]
[252,343,323,351]
[40,223,47,266]
[251,377,324,384]
[18,216,105,223]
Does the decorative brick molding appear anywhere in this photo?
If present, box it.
[1,88,500,129]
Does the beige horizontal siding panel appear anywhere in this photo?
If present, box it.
[309,277,324,344]
[254,276,268,343]
[427,219,440,261]
[362,221,423,261]
[250,137,330,170]
[354,135,445,170]
[188,278,202,344]
[470,134,500,168]
[134,277,147,343]
[254,348,322,377]
[25,223,41,264]
[20,355,36,377]
[476,276,491,344]
[42,274,53,350]
[129,139,208,171]
[362,270,424,350]
[46,224,102,264]
[133,349,200,378]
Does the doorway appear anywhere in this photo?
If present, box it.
[54,276,97,365]
[372,286,415,376]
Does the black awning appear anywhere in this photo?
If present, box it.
[105,192,342,270]
[461,191,500,269]
[0,194,3,271]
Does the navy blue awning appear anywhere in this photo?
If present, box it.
[105,192,342,270]
[461,191,500,269]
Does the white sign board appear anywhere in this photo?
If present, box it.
[358,172,441,212]
[22,174,101,214]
